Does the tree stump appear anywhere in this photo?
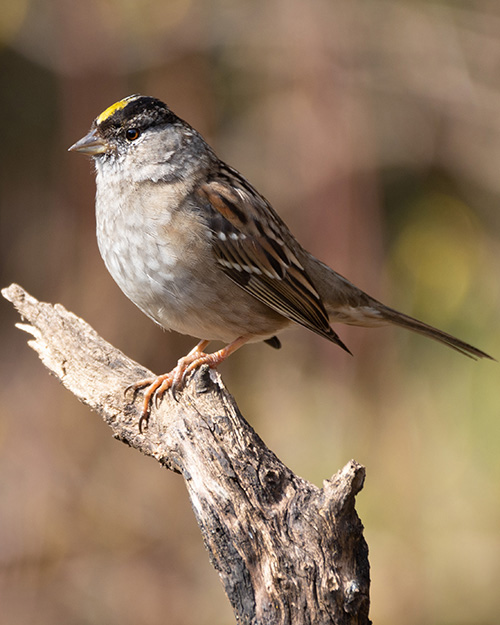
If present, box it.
[2,283,371,625]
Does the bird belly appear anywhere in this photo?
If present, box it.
[95,189,288,343]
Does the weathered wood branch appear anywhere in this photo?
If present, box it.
[2,283,371,625]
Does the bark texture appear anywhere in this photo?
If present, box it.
[2,283,371,625]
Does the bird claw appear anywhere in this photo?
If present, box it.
[126,367,188,432]
[138,411,150,435]
[171,363,193,400]
[125,380,146,397]
[180,365,192,387]
[153,393,160,409]
[126,338,247,432]
[171,382,182,402]
[124,374,170,433]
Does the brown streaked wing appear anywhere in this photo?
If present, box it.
[196,171,351,353]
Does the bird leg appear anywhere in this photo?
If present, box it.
[128,337,249,432]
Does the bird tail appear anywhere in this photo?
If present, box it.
[375,304,493,360]
[303,253,493,361]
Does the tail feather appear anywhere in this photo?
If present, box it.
[302,253,494,361]
[377,305,494,361]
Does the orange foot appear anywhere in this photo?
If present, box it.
[128,337,249,433]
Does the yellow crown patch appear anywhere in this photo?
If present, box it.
[96,95,140,125]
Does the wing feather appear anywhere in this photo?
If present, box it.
[196,164,351,353]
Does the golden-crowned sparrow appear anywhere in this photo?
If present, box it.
[69,95,492,430]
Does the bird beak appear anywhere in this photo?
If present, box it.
[68,127,109,155]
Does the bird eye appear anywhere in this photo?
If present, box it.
[125,128,140,141]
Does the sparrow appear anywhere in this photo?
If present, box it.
[69,95,493,431]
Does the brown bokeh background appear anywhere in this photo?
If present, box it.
[1,1,500,624]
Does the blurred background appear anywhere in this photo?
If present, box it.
[1,0,499,623]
